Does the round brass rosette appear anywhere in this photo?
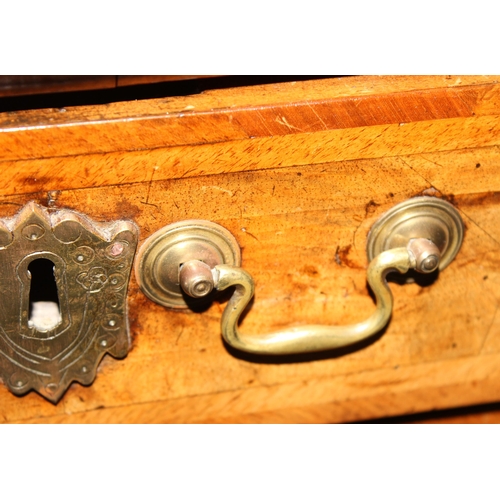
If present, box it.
[135,220,241,309]
[366,196,463,272]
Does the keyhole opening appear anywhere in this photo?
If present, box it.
[28,258,61,331]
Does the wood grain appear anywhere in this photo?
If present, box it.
[2,115,500,197]
[1,76,500,162]
[1,76,500,423]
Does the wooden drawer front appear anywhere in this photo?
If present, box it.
[1,76,500,423]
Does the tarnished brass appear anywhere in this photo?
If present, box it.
[211,246,415,354]
[179,260,215,298]
[140,197,462,356]
[135,220,241,309]
[0,202,138,402]
[366,196,463,274]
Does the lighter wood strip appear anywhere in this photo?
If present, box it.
[1,115,500,197]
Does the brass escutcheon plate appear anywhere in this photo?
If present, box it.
[135,220,241,309]
[0,202,138,403]
[366,196,464,271]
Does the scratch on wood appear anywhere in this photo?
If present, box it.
[201,185,234,196]
[180,166,198,178]
[454,90,477,115]
[460,209,500,248]
[480,301,499,354]
[255,110,274,135]
[175,326,185,346]
[399,157,434,187]
[404,157,500,247]
[275,115,304,132]
[241,227,259,242]
[418,155,448,172]
[352,218,365,251]
[139,200,160,209]
[144,165,159,205]
[306,103,328,130]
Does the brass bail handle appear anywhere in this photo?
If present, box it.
[179,239,438,355]
[135,197,464,356]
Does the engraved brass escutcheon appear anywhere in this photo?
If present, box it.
[0,202,138,402]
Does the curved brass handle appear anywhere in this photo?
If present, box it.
[213,247,411,355]
[180,239,440,355]
[136,197,464,356]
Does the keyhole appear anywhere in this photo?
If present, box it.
[27,258,61,331]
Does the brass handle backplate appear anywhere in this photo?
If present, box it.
[135,197,464,356]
